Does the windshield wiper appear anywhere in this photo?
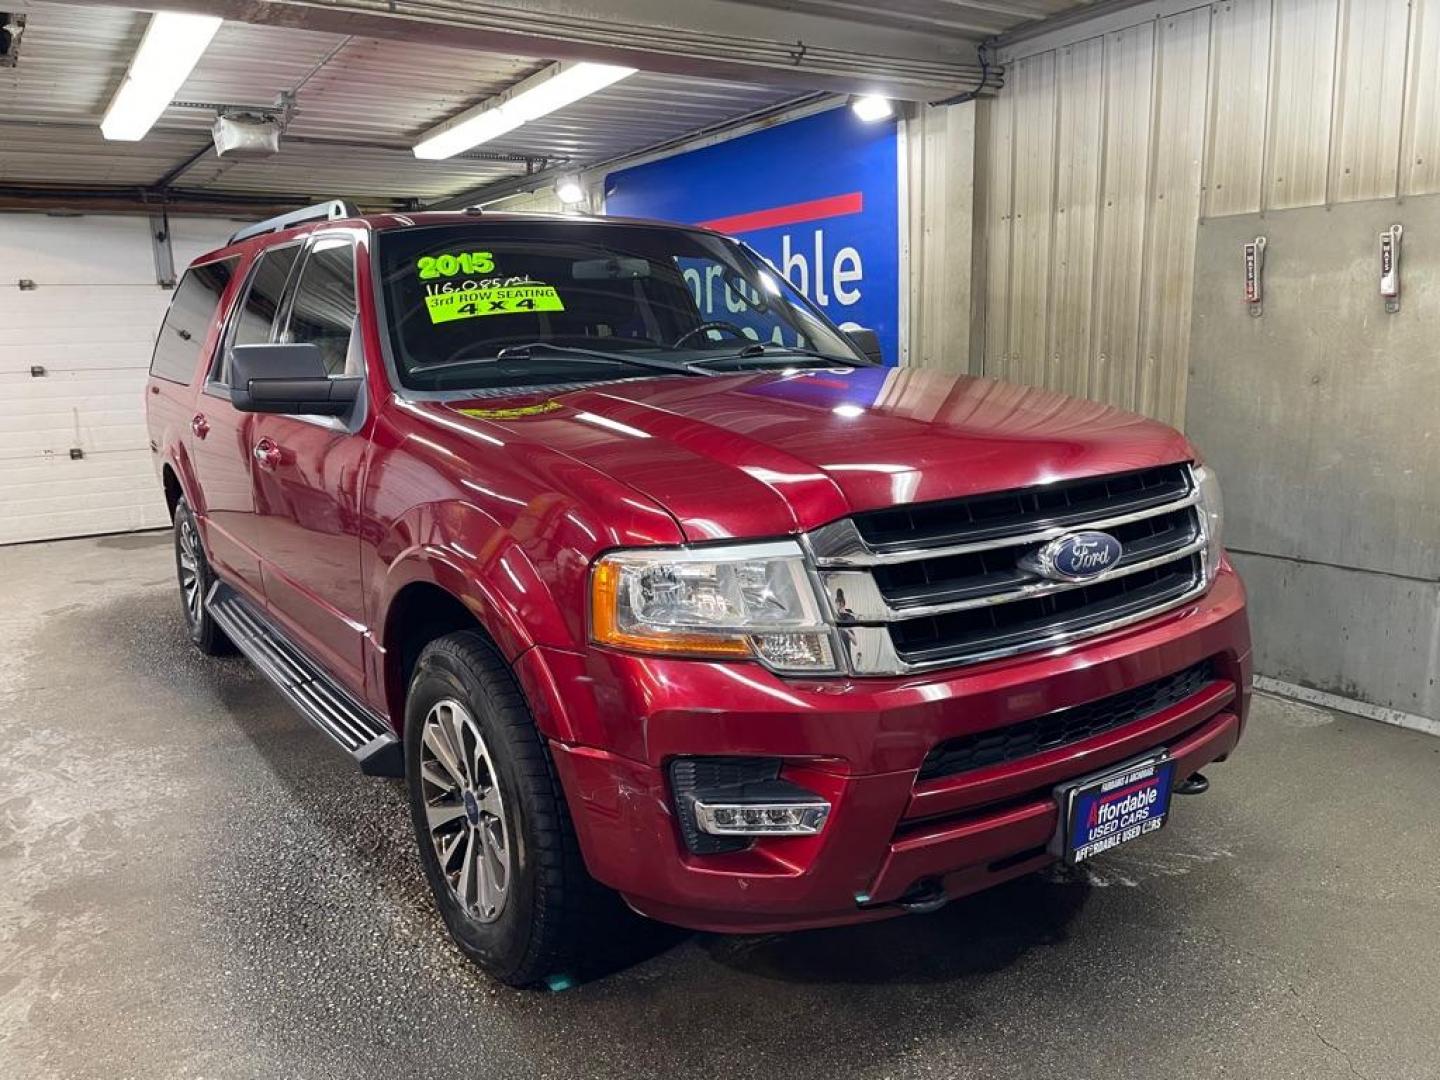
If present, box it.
[686,342,865,368]
[497,342,713,376]
[410,342,713,379]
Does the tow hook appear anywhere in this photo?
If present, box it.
[854,878,950,915]
[899,879,949,913]
[1175,771,1210,795]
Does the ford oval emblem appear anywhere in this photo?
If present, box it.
[1023,530,1124,582]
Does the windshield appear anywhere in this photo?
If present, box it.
[376,220,866,392]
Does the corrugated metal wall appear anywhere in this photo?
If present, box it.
[982,0,1440,427]
[902,101,984,370]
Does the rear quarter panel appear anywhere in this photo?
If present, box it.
[146,376,192,497]
[145,245,250,510]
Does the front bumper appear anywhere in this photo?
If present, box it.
[535,566,1251,933]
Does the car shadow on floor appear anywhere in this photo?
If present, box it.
[545,873,1095,997]
[540,855,1096,991]
[696,871,1091,986]
[565,869,1093,989]
[696,875,1088,996]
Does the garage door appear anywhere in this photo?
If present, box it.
[0,213,237,545]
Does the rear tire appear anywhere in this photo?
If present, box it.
[404,631,594,987]
[173,497,233,656]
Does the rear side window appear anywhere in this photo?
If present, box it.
[149,257,238,384]
[283,238,359,376]
[218,243,301,382]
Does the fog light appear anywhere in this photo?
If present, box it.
[694,799,830,836]
[669,756,831,853]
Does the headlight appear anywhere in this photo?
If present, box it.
[1193,464,1224,581]
[590,540,837,672]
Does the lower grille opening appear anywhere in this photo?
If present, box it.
[897,710,1221,844]
[917,659,1218,783]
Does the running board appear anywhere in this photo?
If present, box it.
[206,583,403,777]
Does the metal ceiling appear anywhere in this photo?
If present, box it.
[1,0,1094,211]
[731,0,1091,38]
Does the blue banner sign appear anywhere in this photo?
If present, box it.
[604,107,901,363]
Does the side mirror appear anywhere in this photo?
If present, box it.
[228,343,360,416]
[844,327,884,365]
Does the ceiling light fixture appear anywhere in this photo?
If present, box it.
[849,94,894,122]
[555,176,586,205]
[101,12,223,141]
[414,61,636,160]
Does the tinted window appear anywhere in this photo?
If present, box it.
[283,239,359,376]
[149,258,237,384]
[376,222,861,392]
[219,244,301,382]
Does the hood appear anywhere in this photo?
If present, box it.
[424,367,1195,542]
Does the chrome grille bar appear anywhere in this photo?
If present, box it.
[824,535,1206,623]
[808,489,1200,568]
[839,566,1207,675]
[804,464,1212,676]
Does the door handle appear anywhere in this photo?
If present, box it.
[190,413,210,439]
[253,437,283,471]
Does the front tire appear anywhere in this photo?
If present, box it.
[173,497,232,656]
[404,631,592,987]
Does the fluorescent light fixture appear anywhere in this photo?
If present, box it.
[101,13,222,141]
[850,94,893,122]
[832,404,866,418]
[414,61,636,160]
[555,176,586,205]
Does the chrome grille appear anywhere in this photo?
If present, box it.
[806,464,1211,675]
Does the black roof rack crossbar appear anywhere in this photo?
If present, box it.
[228,199,362,245]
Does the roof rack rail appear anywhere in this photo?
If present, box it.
[228,199,362,245]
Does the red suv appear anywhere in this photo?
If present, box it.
[146,201,1250,986]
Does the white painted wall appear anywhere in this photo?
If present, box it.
[0,213,238,544]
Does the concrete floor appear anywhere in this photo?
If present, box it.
[2,533,1438,1080]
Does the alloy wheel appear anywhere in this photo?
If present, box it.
[419,698,511,923]
[177,516,204,628]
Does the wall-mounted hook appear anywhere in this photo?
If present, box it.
[1379,224,1402,314]
[1243,236,1266,317]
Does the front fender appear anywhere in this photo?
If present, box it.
[374,499,577,662]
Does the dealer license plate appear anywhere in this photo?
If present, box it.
[1051,753,1177,865]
